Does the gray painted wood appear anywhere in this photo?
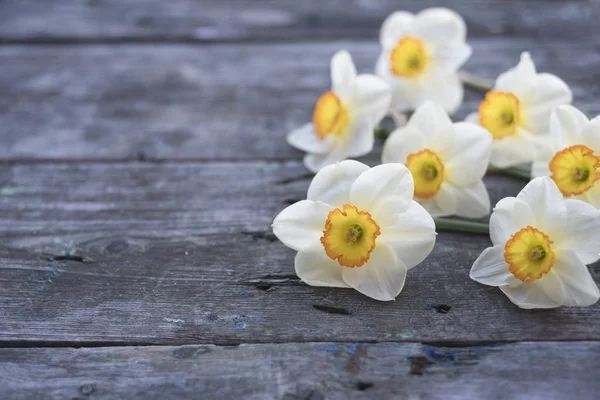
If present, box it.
[0,39,598,161]
[1,342,599,400]
[0,161,598,345]
[0,0,597,42]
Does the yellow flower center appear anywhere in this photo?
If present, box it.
[321,204,380,268]
[390,36,430,79]
[312,91,351,139]
[479,91,521,140]
[505,226,555,283]
[406,149,445,199]
[549,145,600,197]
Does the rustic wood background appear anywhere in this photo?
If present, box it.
[0,1,598,399]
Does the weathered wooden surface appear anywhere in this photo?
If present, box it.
[0,39,598,161]
[1,342,599,400]
[0,0,597,42]
[0,162,598,345]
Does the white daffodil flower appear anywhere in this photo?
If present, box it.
[470,177,600,309]
[466,52,572,168]
[376,8,471,114]
[382,102,492,218]
[287,50,391,173]
[272,160,436,301]
[532,105,600,209]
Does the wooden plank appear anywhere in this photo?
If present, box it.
[0,39,597,161]
[0,0,596,42]
[0,161,598,345]
[1,342,598,399]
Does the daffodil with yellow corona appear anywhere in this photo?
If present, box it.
[287,51,391,173]
[382,102,492,218]
[466,52,572,168]
[272,161,436,301]
[376,8,471,114]
[470,177,600,309]
[532,105,600,209]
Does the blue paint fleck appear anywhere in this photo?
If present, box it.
[347,343,357,355]
[239,291,254,297]
[319,344,339,352]
[233,315,248,329]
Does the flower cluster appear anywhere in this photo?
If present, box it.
[274,7,599,307]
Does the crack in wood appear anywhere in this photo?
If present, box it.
[43,254,94,263]
[312,305,352,315]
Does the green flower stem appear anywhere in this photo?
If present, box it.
[374,125,392,139]
[434,218,490,234]
[459,72,494,92]
[487,165,531,181]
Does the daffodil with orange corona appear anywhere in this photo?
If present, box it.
[287,51,391,172]
[470,177,600,308]
[532,105,600,209]
[272,161,436,301]
[376,8,471,114]
[382,102,492,218]
[466,52,572,168]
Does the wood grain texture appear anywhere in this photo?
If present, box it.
[0,0,597,42]
[0,39,598,161]
[1,342,599,400]
[0,161,598,345]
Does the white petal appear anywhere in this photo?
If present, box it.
[541,250,600,307]
[516,177,567,236]
[582,116,600,153]
[445,122,492,186]
[549,105,588,146]
[331,50,357,101]
[469,245,514,287]
[495,52,537,92]
[352,75,392,124]
[429,184,458,217]
[414,8,467,45]
[272,200,331,252]
[500,280,561,309]
[287,123,335,154]
[554,199,600,264]
[489,197,535,246]
[412,72,464,115]
[343,122,375,158]
[295,251,349,288]
[489,130,536,168]
[518,73,572,117]
[578,183,600,209]
[342,243,406,301]
[381,126,426,164]
[379,11,415,49]
[406,101,455,154]
[444,181,491,219]
[380,201,436,269]
[303,140,358,173]
[431,42,472,72]
[465,112,480,124]
[350,163,414,219]
[307,160,369,207]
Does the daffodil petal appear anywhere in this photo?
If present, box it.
[549,105,588,146]
[445,122,492,186]
[342,243,406,301]
[518,73,572,116]
[554,199,600,264]
[489,197,535,246]
[343,121,375,158]
[352,75,392,124]
[431,42,472,72]
[414,8,466,45]
[331,50,357,101]
[541,250,600,307]
[295,251,350,288]
[272,200,332,252]
[444,181,491,219]
[350,164,414,219]
[307,160,369,207]
[470,244,514,286]
[499,280,561,309]
[381,126,426,164]
[578,183,600,209]
[406,101,454,154]
[516,177,567,236]
[429,184,458,217]
[415,72,464,115]
[489,129,536,168]
[380,201,436,269]
[495,52,537,92]
[582,116,600,153]
[287,123,335,154]
[379,11,415,49]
